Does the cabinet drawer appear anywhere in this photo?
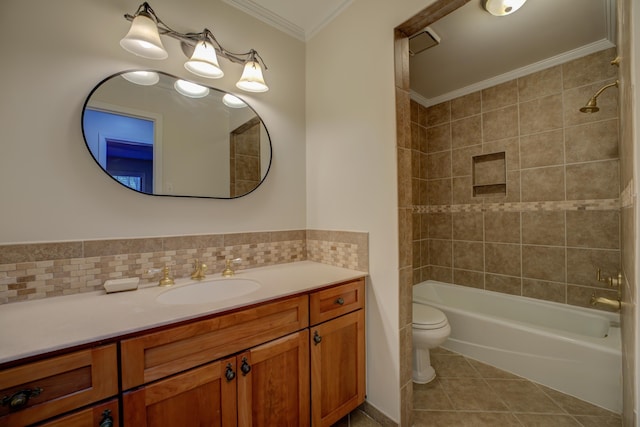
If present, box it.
[310,278,365,326]
[34,399,119,427]
[0,345,118,427]
[121,294,309,389]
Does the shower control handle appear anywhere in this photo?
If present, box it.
[596,268,622,289]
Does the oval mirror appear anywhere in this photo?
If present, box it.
[82,70,272,198]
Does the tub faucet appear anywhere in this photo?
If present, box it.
[191,259,208,280]
[590,293,621,311]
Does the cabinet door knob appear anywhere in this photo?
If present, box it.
[241,357,252,375]
[1,387,43,409]
[313,331,322,345]
[225,363,236,381]
[335,297,345,305]
[99,409,114,427]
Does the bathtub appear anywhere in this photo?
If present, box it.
[413,280,622,413]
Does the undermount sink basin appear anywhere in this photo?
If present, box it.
[156,278,261,305]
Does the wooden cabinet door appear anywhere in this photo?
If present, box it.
[35,399,119,427]
[237,331,310,427]
[123,357,237,427]
[310,310,365,427]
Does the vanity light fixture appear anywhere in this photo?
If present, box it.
[174,79,210,98]
[121,70,160,86]
[222,93,248,108]
[483,0,527,16]
[121,2,269,92]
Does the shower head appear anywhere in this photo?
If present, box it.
[579,80,619,114]
[579,97,600,113]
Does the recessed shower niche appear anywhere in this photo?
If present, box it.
[472,152,506,197]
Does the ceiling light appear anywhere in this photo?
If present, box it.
[121,2,268,92]
[121,70,160,85]
[222,94,247,108]
[174,79,210,98]
[484,0,527,16]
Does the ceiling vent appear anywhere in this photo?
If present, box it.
[409,27,441,56]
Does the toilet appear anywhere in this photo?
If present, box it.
[412,303,451,384]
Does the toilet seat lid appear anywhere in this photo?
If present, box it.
[412,303,448,329]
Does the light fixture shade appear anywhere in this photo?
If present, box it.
[222,93,247,108]
[484,0,527,16]
[174,79,210,98]
[121,70,160,85]
[236,61,268,93]
[184,40,224,78]
[120,13,168,59]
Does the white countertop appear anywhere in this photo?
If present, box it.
[0,261,367,365]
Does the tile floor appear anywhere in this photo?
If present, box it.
[334,347,622,427]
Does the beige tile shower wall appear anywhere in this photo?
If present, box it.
[0,230,368,305]
[411,47,622,312]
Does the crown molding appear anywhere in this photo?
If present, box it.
[222,0,306,41]
[305,1,353,41]
[222,0,353,42]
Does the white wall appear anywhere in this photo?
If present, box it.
[306,0,435,421]
[0,0,306,243]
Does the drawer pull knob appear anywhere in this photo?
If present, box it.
[241,357,251,375]
[1,387,43,409]
[99,409,114,427]
[225,363,236,381]
[313,331,322,345]
[335,297,345,305]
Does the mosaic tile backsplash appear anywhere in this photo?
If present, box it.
[0,230,368,305]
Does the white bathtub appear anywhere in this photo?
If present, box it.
[413,280,622,413]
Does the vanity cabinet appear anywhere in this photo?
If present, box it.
[309,279,366,427]
[120,295,310,426]
[123,331,310,427]
[1,275,366,426]
[0,345,118,427]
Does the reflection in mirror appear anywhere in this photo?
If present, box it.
[82,70,271,198]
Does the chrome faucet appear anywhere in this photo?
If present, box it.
[191,259,208,280]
